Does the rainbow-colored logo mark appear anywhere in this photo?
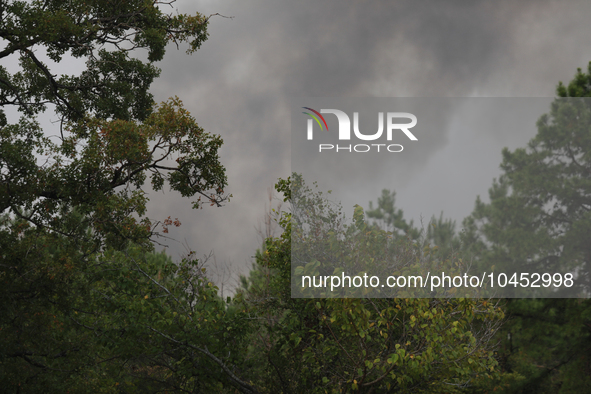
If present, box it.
[302,107,328,140]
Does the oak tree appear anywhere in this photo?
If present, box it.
[0,0,229,390]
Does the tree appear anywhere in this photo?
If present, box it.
[82,245,257,393]
[0,1,230,390]
[367,189,461,261]
[0,231,257,392]
[236,176,505,393]
[461,63,591,392]
[366,189,420,241]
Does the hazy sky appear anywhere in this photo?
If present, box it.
[140,0,591,287]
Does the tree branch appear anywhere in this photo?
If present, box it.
[146,325,258,394]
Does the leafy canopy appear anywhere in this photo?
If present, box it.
[0,0,230,390]
[461,63,591,392]
[235,176,505,393]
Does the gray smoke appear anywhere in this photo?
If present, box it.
[145,0,591,287]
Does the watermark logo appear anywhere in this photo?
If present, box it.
[303,108,417,152]
[302,107,329,139]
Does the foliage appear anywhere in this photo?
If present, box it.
[236,176,505,393]
[0,0,231,391]
[0,209,258,392]
[366,189,420,241]
[367,190,461,264]
[3,1,591,391]
[461,63,591,392]
[290,175,478,299]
